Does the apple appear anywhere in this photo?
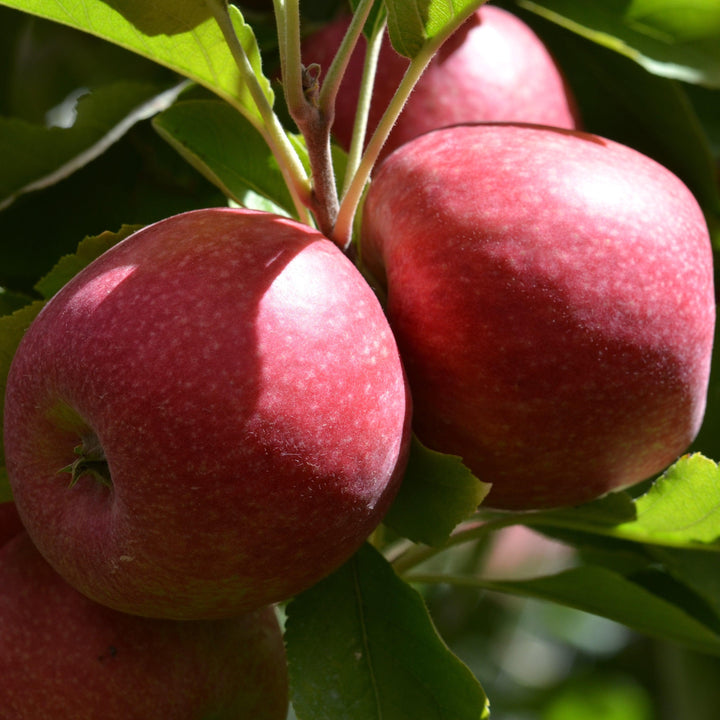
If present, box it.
[302,4,580,160]
[360,123,715,510]
[0,530,288,720]
[4,207,411,619]
[0,501,23,546]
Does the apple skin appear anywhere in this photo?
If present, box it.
[302,5,580,161]
[4,207,411,619]
[360,123,715,510]
[0,531,288,720]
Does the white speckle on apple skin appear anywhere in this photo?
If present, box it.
[362,123,714,510]
[4,208,412,619]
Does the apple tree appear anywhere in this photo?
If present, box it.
[0,0,719,718]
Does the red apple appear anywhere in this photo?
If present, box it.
[0,531,288,720]
[302,5,580,161]
[0,501,23,546]
[360,123,715,510]
[4,207,411,619]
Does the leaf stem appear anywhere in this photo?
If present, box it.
[205,0,313,224]
[341,11,386,199]
[333,38,434,250]
[274,0,303,125]
[333,5,486,251]
[317,0,377,117]
[390,513,523,575]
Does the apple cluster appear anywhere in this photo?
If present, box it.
[1,4,715,717]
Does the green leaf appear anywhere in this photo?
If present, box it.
[285,543,489,720]
[428,565,720,657]
[0,118,225,294]
[542,676,655,720]
[517,0,720,87]
[0,81,186,211]
[1,8,175,123]
[383,436,490,547]
[0,289,34,316]
[685,84,720,156]
[0,0,273,121]
[649,546,720,622]
[34,225,141,300]
[617,455,720,544]
[0,301,46,472]
[228,5,275,122]
[384,0,487,58]
[153,99,299,216]
[523,455,720,551]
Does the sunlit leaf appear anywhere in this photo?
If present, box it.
[384,0,487,58]
[617,455,720,545]
[518,0,720,86]
[543,676,654,720]
[523,455,720,551]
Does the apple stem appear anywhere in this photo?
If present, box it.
[287,81,340,239]
[204,0,314,226]
[277,0,384,245]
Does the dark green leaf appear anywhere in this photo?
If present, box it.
[383,436,490,547]
[285,543,489,720]
[0,81,186,211]
[0,0,273,122]
[650,546,720,622]
[0,289,34,316]
[1,8,174,122]
[0,120,225,293]
[34,225,141,300]
[431,565,720,656]
[685,84,720,157]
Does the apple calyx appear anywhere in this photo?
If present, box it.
[61,433,112,489]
